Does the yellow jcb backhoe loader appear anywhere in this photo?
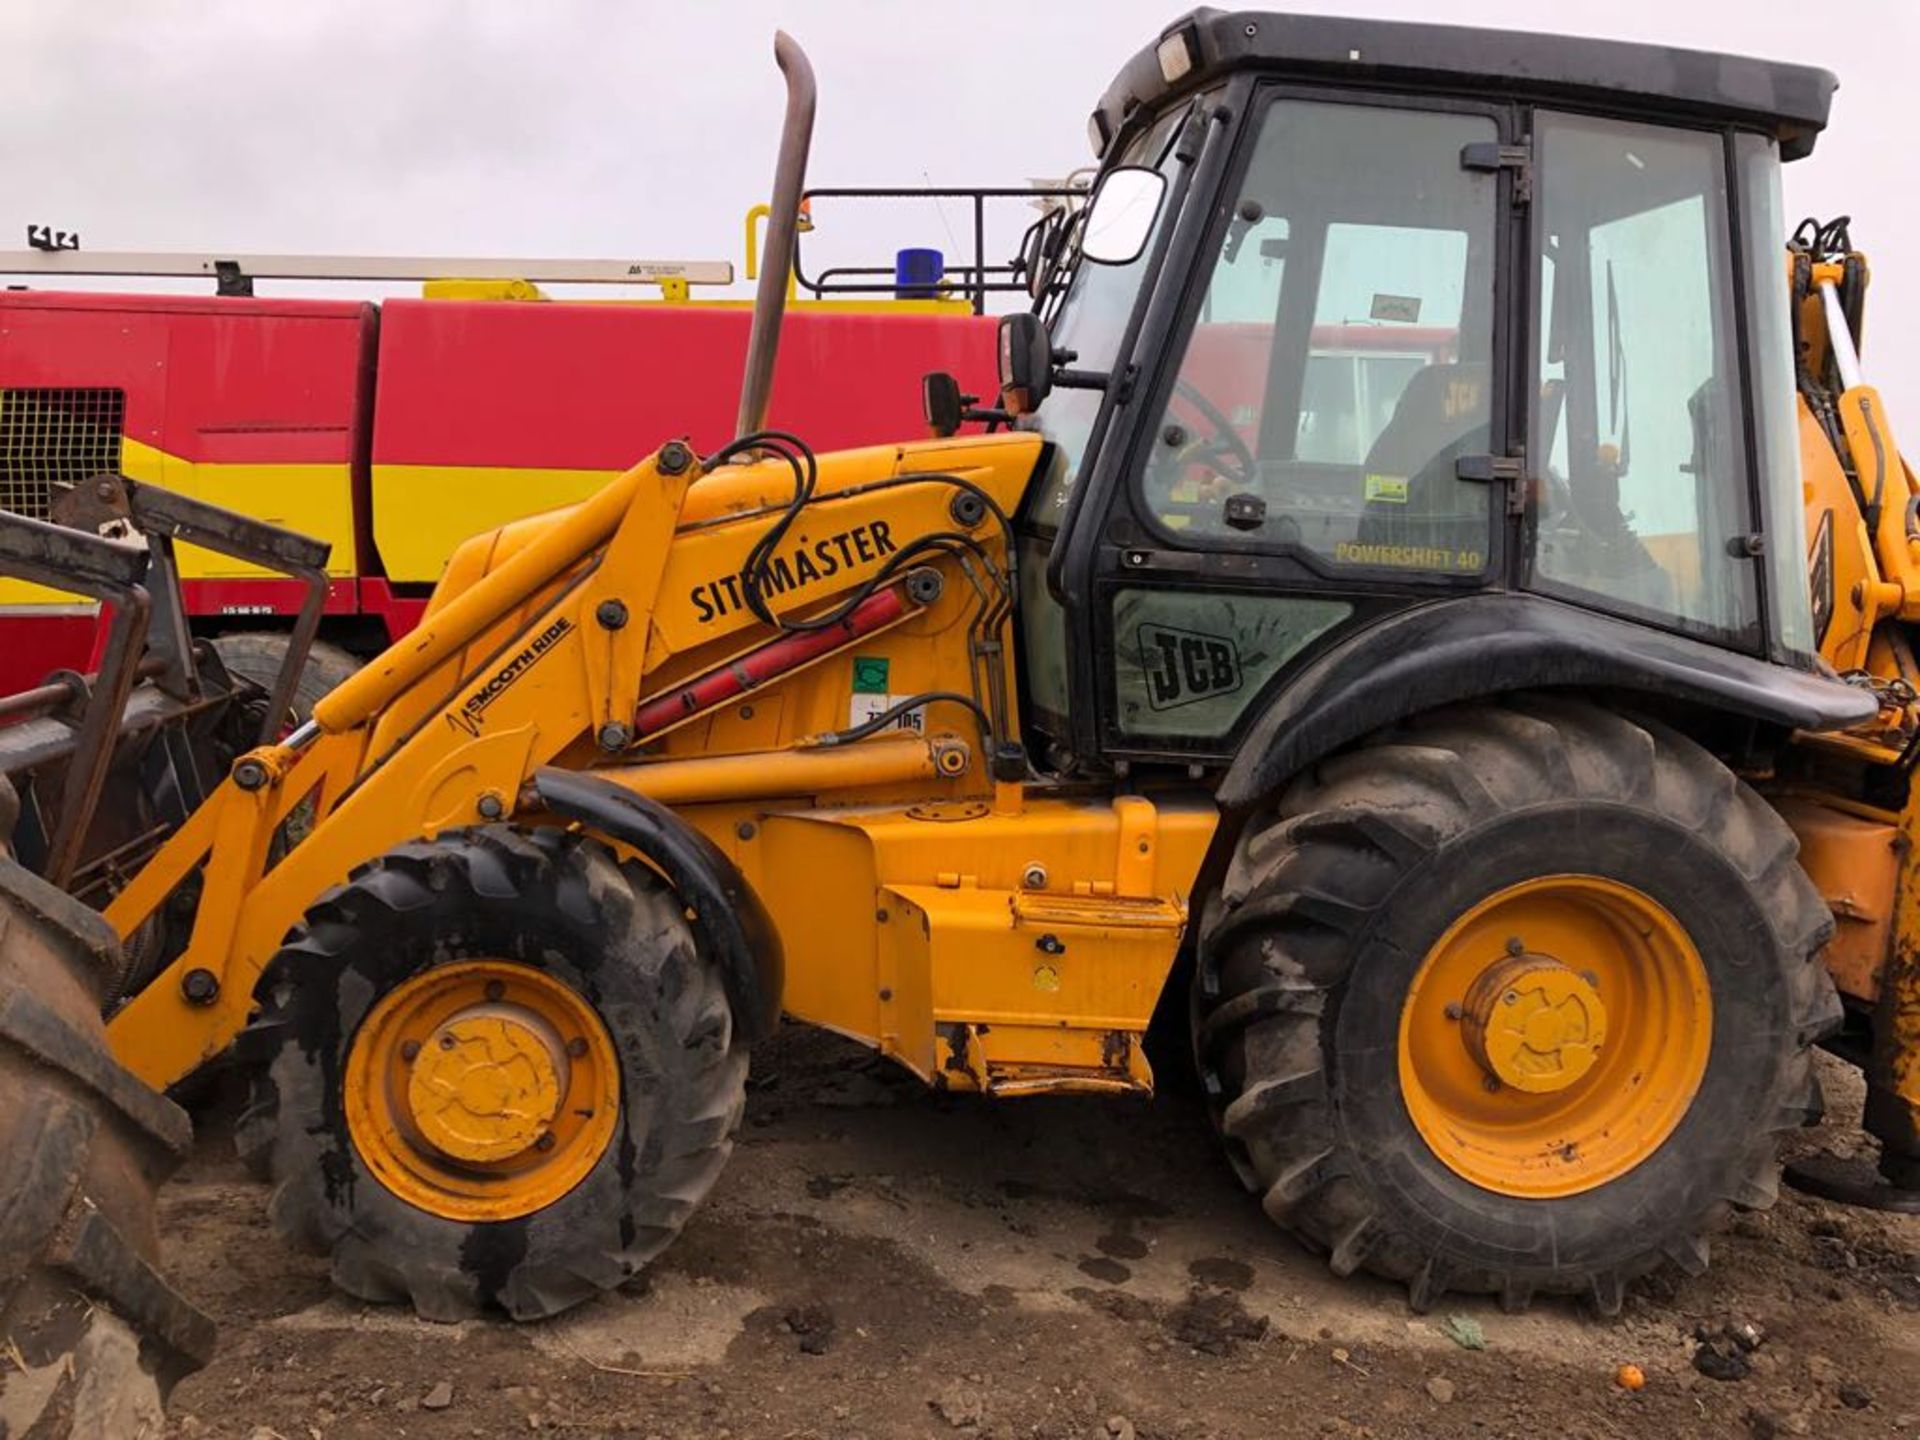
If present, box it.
[7,13,1920,1397]
[1763,214,1920,1213]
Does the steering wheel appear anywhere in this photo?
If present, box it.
[1170,378,1258,490]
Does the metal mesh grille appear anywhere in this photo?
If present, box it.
[0,389,126,519]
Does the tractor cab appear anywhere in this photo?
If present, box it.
[1004,9,1859,773]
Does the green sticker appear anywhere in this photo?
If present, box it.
[851,655,890,694]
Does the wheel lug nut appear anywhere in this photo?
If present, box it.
[567,1037,589,1058]
[484,980,505,1002]
[401,1040,421,1062]
[1505,937,1525,956]
[1483,1075,1502,1093]
[1444,1002,1463,1021]
[439,1033,455,1050]
[534,1132,557,1152]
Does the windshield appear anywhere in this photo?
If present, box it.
[1022,103,1193,530]
[1013,102,1193,750]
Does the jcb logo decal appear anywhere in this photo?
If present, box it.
[1139,623,1242,711]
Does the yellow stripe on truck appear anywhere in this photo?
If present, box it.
[0,439,358,607]
[371,463,619,583]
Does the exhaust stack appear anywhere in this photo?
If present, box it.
[735,32,817,440]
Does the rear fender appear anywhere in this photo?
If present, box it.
[1218,593,1875,811]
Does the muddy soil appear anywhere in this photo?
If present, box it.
[156,1033,1920,1439]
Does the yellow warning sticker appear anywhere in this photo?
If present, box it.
[1364,473,1409,504]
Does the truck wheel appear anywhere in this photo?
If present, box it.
[236,826,747,1321]
[0,784,214,1436]
[213,633,359,858]
[212,631,360,729]
[1194,695,1839,1313]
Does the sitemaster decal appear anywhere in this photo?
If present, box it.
[690,521,897,623]
[448,616,574,735]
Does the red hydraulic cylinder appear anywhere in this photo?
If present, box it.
[633,586,908,738]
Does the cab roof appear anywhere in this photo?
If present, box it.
[1095,9,1836,161]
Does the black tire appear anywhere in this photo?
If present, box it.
[236,826,747,1321]
[215,632,361,868]
[1194,694,1839,1314]
[0,782,214,1436]
[212,631,360,728]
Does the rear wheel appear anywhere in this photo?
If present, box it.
[1194,695,1838,1312]
[0,784,214,1437]
[237,826,746,1321]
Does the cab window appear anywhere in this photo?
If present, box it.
[1140,99,1498,577]
[1528,112,1758,642]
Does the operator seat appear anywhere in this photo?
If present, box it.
[1355,361,1491,562]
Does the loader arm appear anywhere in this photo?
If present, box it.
[99,433,1066,1087]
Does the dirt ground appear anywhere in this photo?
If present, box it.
[156,1031,1920,1440]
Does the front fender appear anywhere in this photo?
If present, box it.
[531,768,784,1042]
[1218,593,1874,811]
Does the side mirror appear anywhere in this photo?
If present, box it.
[1015,205,1079,301]
[922,371,964,437]
[1080,166,1166,266]
[997,312,1054,417]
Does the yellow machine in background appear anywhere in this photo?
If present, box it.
[1766,218,1920,1206]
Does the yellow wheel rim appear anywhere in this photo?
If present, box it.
[1398,875,1711,1199]
[344,960,620,1222]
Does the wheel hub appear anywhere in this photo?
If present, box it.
[406,1007,567,1163]
[1460,953,1607,1094]
[1397,874,1711,1198]
[343,960,621,1222]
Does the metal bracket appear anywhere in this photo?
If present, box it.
[1456,452,1528,516]
[1222,493,1267,532]
[1460,141,1532,203]
[212,261,253,298]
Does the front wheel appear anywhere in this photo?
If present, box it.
[237,826,747,1320]
[1194,695,1839,1313]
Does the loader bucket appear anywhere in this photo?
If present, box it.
[0,774,213,1435]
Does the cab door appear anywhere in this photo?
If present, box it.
[1085,91,1521,763]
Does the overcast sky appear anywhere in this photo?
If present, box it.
[6,0,1918,395]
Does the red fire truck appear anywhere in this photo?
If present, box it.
[0,225,1007,697]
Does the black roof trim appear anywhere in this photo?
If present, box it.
[1097,9,1835,160]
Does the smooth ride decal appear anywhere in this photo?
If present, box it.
[448,616,574,736]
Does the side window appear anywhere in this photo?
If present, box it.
[1529,113,1757,641]
[1297,224,1467,469]
[1140,100,1497,577]
[1109,589,1351,740]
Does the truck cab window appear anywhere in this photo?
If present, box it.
[1528,112,1758,642]
[1141,99,1497,576]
